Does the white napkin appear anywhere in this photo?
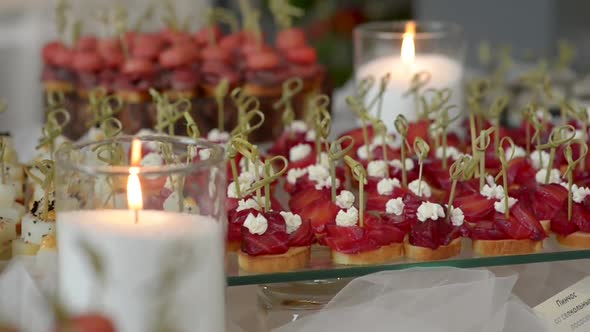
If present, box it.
[273,268,550,332]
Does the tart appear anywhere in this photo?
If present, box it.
[550,185,590,248]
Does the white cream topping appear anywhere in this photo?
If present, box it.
[356,145,370,160]
[314,176,340,190]
[535,169,561,184]
[307,164,330,182]
[416,202,445,222]
[385,197,404,216]
[236,197,262,212]
[391,158,415,171]
[287,168,308,185]
[280,211,302,234]
[305,130,317,141]
[574,129,586,141]
[140,152,164,167]
[371,134,399,149]
[480,183,505,201]
[227,172,256,199]
[289,144,312,162]
[336,190,355,209]
[367,160,389,178]
[377,178,401,196]
[243,213,268,235]
[318,152,330,168]
[494,197,518,214]
[505,146,527,161]
[198,148,211,161]
[448,206,465,226]
[562,183,590,203]
[335,207,359,227]
[530,150,551,170]
[0,184,16,207]
[435,146,463,161]
[289,120,308,133]
[207,129,230,142]
[408,179,432,198]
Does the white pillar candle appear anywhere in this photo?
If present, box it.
[57,209,225,332]
[356,54,464,132]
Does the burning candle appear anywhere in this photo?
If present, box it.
[354,21,465,131]
[55,136,226,332]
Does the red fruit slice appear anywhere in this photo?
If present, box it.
[121,58,155,76]
[299,198,340,235]
[72,51,104,72]
[507,157,536,187]
[241,211,290,256]
[201,46,231,63]
[42,41,65,64]
[241,42,272,56]
[75,36,98,51]
[324,224,380,254]
[454,193,495,222]
[195,25,222,46]
[494,202,546,240]
[289,218,315,247]
[246,51,281,70]
[219,32,244,50]
[532,183,568,220]
[52,47,75,68]
[571,203,590,233]
[159,45,197,68]
[338,126,374,151]
[276,28,307,50]
[550,208,579,235]
[288,187,330,214]
[406,120,431,146]
[285,46,317,65]
[364,214,405,245]
[55,314,115,332]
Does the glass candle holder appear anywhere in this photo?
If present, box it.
[354,21,466,131]
[54,135,226,332]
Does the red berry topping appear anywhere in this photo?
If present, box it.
[75,36,98,51]
[409,219,460,249]
[241,211,290,256]
[52,46,75,68]
[194,25,223,47]
[285,46,317,65]
[454,193,495,222]
[42,41,65,64]
[121,58,155,76]
[72,51,104,72]
[201,46,231,63]
[246,51,281,70]
[289,218,315,247]
[159,45,198,68]
[276,28,307,50]
[324,224,380,254]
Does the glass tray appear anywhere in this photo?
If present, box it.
[226,238,590,286]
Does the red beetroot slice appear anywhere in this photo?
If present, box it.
[494,203,546,240]
[228,208,257,242]
[532,184,568,221]
[289,218,315,247]
[507,157,536,187]
[220,32,244,50]
[324,224,380,254]
[571,203,590,233]
[201,46,231,63]
[454,193,495,222]
[241,211,290,256]
[366,187,409,212]
[285,46,317,65]
[194,25,223,47]
[52,47,75,68]
[75,36,98,51]
[42,41,65,64]
[550,208,579,235]
[276,28,307,50]
[246,51,281,70]
[241,42,273,56]
[470,220,510,240]
[54,314,115,332]
[289,187,330,214]
[364,214,405,245]
[409,219,459,249]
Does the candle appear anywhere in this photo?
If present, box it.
[57,210,225,332]
[56,138,226,332]
[354,22,464,132]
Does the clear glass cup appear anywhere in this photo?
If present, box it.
[353,21,466,131]
[54,135,226,332]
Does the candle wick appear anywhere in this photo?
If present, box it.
[134,209,139,224]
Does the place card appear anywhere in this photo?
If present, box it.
[535,276,590,331]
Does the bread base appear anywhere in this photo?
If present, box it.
[238,246,310,273]
[242,84,282,97]
[472,239,543,256]
[331,242,404,266]
[115,90,150,103]
[227,240,241,252]
[405,238,462,261]
[556,232,590,249]
[43,80,74,92]
[540,220,551,234]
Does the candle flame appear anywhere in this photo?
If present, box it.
[131,138,142,166]
[127,139,143,211]
[401,21,416,65]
